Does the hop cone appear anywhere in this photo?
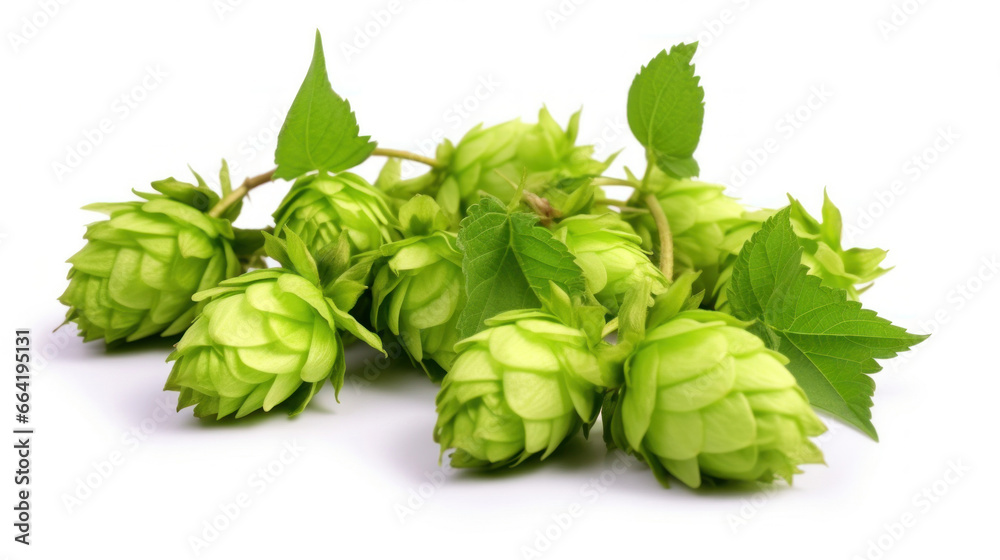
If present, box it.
[372,197,464,378]
[714,192,889,309]
[553,213,667,313]
[607,310,826,488]
[434,311,607,468]
[405,108,610,218]
[273,172,395,255]
[165,232,382,419]
[60,175,242,343]
[629,168,745,296]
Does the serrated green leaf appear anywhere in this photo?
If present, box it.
[627,43,704,179]
[728,208,928,440]
[456,197,586,339]
[273,31,376,180]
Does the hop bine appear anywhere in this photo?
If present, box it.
[371,196,464,379]
[604,307,826,488]
[59,165,251,344]
[434,310,613,468]
[164,230,383,419]
[628,167,745,298]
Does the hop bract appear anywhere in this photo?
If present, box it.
[59,177,242,343]
[553,213,667,312]
[714,192,889,309]
[429,108,610,216]
[165,270,348,419]
[630,168,745,295]
[608,310,826,488]
[372,197,464,377]
[165,231,383,419]
[273,172,395,255]
[434,311,607,468]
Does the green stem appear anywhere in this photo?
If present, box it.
[371,147,442,168]
[601,317,619,338]
[592,176,638,188]
[596,199,648,213]
[208,168,276,219]
[644,194,673,279]
[640,156,672,279]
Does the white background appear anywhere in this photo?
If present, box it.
[2,1,998,559]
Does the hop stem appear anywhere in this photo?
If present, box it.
[208,168,276,218]
[639,158,673,279]
[206,148,440,220]
[371,147,442,168]
[644,194,673,280]
[592,176,638,188]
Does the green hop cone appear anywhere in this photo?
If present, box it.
[59,167,245,344]
[629,167,745,295]
[399,108,611,220]
[714,191,889,309]
[434,310,609,468]
[165,231,383,419]
[371,196,465,378]
[553,213,667,313]
[273,171,396,255]
[606,309,826,488]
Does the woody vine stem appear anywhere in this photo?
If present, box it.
[207,148,443,219]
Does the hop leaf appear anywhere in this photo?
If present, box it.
[727,208,928,439]
[627,43,704,178]
[456,197,587,339]
[273,31,376,180]
[714,192,890,310]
